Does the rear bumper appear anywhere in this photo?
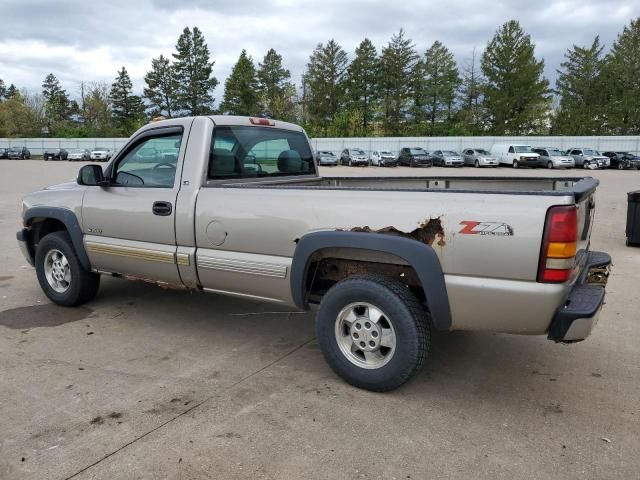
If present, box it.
[547,250,611,342]
[16,228,34,266]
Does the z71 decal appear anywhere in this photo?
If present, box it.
[459,221,514,236]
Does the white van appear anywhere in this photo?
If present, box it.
[491,144,540,168]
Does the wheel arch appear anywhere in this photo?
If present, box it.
[24,207,91,270]
[290,231,451,330]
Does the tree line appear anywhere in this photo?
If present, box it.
[1,19,639,138]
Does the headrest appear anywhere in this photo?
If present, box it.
[211,148,237,175]
[277,150,305,173]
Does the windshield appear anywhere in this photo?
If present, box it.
[94,147,108,151]
[409,148,426,154]
[475,149,490,154]
[209,126,316,179]
[350,149,365,155]
[318,151,333,156]
[583,149,600,156]
[443,151,459,156]
[380,151,393,155]
[547,149,564,156]
[514,146,533,153]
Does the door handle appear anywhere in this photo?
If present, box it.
[152,201,172,216]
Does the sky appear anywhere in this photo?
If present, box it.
[0,0,638,104]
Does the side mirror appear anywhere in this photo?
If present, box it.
[77,164,108,186]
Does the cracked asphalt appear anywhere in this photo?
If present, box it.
[1,161,639,479]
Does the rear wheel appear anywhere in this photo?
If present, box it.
[35,231,100,306]
[315,275,430,392]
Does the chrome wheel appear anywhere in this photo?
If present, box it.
[334,302,396,369]
[44,249,71,293]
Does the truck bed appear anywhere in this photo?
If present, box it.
[221,176,598,202]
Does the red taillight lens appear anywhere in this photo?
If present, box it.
[538,206,578,283]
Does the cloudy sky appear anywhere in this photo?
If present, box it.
[1,0,638,103]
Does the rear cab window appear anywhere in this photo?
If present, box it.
[208,126,316,180]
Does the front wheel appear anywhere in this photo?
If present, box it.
[513,160,519,169]
[475,160,480,168]
[315,275,430,392]
[35,231,100,306]
[547,161,553,169]
[617,162,624,170]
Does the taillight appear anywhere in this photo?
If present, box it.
[538,205,578,283]
[249,117,275,126]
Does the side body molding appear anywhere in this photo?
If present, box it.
[24,206,91,270]
[290,231,452,330]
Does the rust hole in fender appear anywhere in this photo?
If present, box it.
[348,217,446,247]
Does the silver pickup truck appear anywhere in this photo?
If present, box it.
[17,116,611,391]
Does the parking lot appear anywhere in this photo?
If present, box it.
[1,160,639,479]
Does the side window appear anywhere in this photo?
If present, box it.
[508,146,514,153]
[114,133,182,187]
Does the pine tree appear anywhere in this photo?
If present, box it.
[110,67,145,135]
[220,49,260,116]
[379,29,418,135]
[42,73,70,128]
[6,84,19,99]
[601,18,640,134]
[0,78,6,102]
[552,37,605,135]
[481,20,551,135]
[304,39,349,134]
[422,41,460,130]
[345,38,379,132]
[457,48,485,134]
[172,26,218,115]
[257,48,295,121]
[144,55,177,118]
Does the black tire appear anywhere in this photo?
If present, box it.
[315,274,430,392]
[35,231,100,307]
[513,160,519,169]
[617,162,624,170]
[547,161,553,169]
[475,160,480,168]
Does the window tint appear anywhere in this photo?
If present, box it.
[114,134,182,187]
[208,126,315,179]
[508,146,514,153]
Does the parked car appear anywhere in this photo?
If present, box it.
[43,148,68,161]
[90,147,112,162]
[461,148,499,168]
[602,151,640,170]
[430,150,464,167]
[398,147,432,167]
[566,148,609,169]
[17,115,611,392]
[491,144,540,168]
[532,147,575,169]
[340,148,369,166]
[7,146,31,159]
[67,149,92,162]
[369,150,398,167]
[0,148,9,159]
[316,151,338,166]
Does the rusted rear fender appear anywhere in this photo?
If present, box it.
[290,231,451,330]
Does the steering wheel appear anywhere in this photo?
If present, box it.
[153,162,177,171]
[151,162,177,183]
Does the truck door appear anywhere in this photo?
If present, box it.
[81,125,187,286]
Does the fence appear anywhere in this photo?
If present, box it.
[2,135,640,156]
[310,136,640,155]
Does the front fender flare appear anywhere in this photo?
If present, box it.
[290,231,451,330]
[24,206,91,271]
